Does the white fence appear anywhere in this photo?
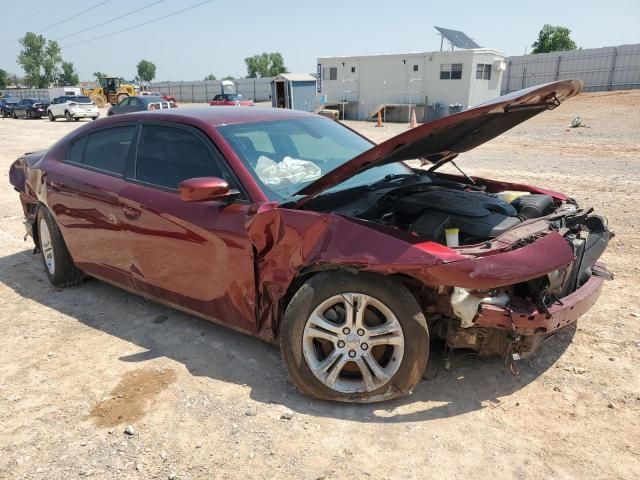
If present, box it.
[149,78,274,103]
[502,43,640,94]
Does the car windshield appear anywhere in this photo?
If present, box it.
[218,117,412,201]
[226,94,243,101]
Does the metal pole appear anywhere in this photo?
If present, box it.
[205,82,208,101]
[521,65,526,89]
[555,55,562,81]
[191,83,195,102]
[608,48,618,91]
[383,80,386,123]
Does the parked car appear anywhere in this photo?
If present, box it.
[48,95,100,122]
[107,95,177,116]
[10,98,50,119]
[209,93,254,106]
[141,91,177,104]
[9,80,612,403]
[0,96,19,118]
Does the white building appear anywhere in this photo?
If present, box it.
[317,48,506,121]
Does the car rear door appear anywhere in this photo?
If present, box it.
[46,123,139,287]
[118,121,257,332]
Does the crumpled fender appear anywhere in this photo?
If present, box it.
[246,205,465,339]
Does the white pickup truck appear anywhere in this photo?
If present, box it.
[47,95,100,122]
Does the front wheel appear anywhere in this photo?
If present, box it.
[26,110,32,119]
[65,110,72,121]
[280,271,429,403]
[37,207,83,287]
[48,111,56,122]
[11,110,17,119]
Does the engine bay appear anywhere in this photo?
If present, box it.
[307,172,566,246]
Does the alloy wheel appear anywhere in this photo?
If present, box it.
[39,217,55,275]
[302,293,405,394]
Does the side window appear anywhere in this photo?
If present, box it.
[213,94,222,101]
[68,136,87,164]
[82,126,137,174]
[135,125,234,190]
[129,97,140,106]
[119,97,130,106]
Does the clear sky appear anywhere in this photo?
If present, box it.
[0,0,638,82]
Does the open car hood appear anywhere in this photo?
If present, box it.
[292,80,582,206]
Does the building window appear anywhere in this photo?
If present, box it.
[413,64,419,72]
[351,66,356,73]
[476,63,492,80]
[322,67,338,80]
[440,63,463,80]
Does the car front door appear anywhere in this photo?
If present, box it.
[15,99,28,117]
[118,122,258,332]
[46,123,139,287]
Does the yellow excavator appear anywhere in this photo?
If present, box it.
[83,76,137,107]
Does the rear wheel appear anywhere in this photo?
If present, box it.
[48,111,56,122]
[280,271,429,402]
[37,207,83,287]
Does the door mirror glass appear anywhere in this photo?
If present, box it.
[178,177,235,202]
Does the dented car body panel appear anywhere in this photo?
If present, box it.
[9,80,612,362]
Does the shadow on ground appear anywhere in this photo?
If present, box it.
[0,249,574,423]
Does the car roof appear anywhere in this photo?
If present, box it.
[115,106,318,126]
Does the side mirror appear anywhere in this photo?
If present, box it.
[178,177,237,202]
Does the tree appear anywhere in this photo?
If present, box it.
[136,59,156,82]
[93,71,106,84]
[532,24,577,54]
[17,32,62,88]
[222,75,235,80]
[244,52,287,78]
[203,74,217,81]
[0,69,8,89]
[57,61,79,85]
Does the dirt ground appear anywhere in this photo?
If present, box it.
[0,91,639,480]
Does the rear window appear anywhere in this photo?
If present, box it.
[69,96,92,103]
[70,126,137,175]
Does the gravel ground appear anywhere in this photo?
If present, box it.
[0,91,639,480]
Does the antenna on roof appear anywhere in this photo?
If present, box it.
[434,26,481,51]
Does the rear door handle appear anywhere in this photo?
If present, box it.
[50,180,63,191]
[122,206,142,219]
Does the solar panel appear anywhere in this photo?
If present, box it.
[434,26,481,49]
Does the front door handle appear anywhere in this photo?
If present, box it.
[122,206,142,219]
[50,180,63,191]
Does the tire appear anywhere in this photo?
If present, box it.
[48,111,56,121]
[91,116,98,121]
[11,110,17,119]
[73,117,80,122]
[65,110,72,122]
[36,207,83,287]
[280,271,429,403]
[26,110,32,119]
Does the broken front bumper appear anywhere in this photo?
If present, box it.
[473,263,609,335]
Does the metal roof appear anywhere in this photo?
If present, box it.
[273,73,316,82]
[434,26,481,49]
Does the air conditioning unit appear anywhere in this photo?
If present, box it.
[493,60,506,71]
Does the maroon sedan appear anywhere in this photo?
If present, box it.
[209,93,254,107]
[9,80,612,403]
